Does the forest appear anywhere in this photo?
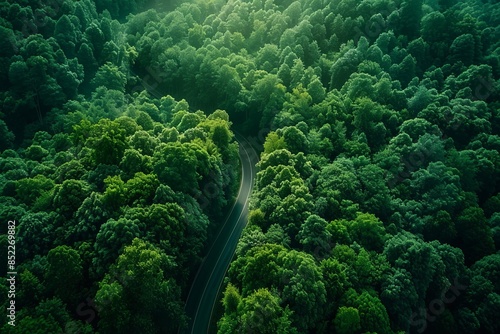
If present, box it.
[0,0,500,333]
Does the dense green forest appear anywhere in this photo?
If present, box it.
[1,0,500,333]
[0,0,239,333]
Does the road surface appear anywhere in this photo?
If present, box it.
[179,133,258,334]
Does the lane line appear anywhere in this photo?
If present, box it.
[205,140,255,333]
[190,145,248,332]
[185,135,257,333]
[191,138,254,333]
[182,150,244,316]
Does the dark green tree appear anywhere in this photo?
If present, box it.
[45,246,83,305]
[95,238,186,334]
[456,207,495,265]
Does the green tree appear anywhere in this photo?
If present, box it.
[77,42,98,80]
[91,62,126,91]
[297,214,331,256]
[321,257,349,310]
[421,11,447,43]
[384,231,440,299]
[239,289,298,334]
[329,48,361,90]
[456,207,495,265]
[345,212,387,252]
[235,226,266,258]
[188,23,205,48]
[476,292,500,334]
[45,246,83,305]
[52,179,91,218]
[92,217,141,278]
[124,172,159,205]
[0,120,14,150]
[449,34,476,66]
[222,283,241,314]
[85,119,128,165]
[381,268,419,331]
[313,158,362,220]
[406,161,464,223]
[307,77,326,104]
[95,238,186,334]
[438,0,458,10]
[334,306,361,334]
[17,270,43,309]
[73,192,110,242]
[394,0,423,38]
[218,284,242,334]
[282,126,309,154]
[266,224,291,248]
[471,254,500,298]
[54,159,87,183]
[120,149,152,180]
[342,289,392,333]
[16,212,61,262]
[279,250,327,331]
[15,175,54,206]
[153,142,198,193]
[24,144,49,161]
[54,15,78,56]
[0,26,17,58]
[263,132,287,155]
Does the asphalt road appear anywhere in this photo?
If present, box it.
[179,133,258,334]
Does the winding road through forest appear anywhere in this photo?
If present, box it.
[179,133,258,334]
[136,73,259,333]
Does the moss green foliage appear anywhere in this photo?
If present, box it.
[1,0,500,333]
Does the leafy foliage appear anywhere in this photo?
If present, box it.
[1,0,499,333]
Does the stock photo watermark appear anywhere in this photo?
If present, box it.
[20,0,63,37]
[62,264,134,334]
[409,277,467,333]
[6,220,17,327]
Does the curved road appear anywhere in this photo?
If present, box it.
[133,73,259,333]
[179,133,258,334]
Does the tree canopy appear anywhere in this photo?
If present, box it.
[1,0,499,333]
